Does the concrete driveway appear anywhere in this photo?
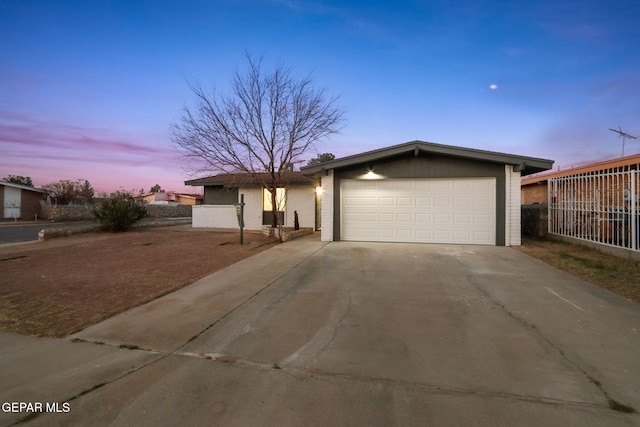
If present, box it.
[1,237,639,426]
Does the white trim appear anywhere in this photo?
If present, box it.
[321,171,334,241]
[505,165,522,246]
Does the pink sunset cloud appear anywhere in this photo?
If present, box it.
[0,111,196,193]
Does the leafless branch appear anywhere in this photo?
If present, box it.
[171,53,345,229]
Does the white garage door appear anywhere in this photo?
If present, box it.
[341,178,496,245]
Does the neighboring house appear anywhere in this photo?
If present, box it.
[300,141,553,246]
[136,191,203,206]
[521,153,640,204]
[521,154,640,254]
[0,181,47,220]
[185,172,316,230]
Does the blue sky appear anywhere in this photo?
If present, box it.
[2,0,640,192]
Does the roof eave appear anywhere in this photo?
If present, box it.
[300,141,554,176]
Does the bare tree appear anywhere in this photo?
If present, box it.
[171,54,344,230]
[43,179,94,205]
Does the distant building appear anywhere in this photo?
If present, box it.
[1,181,47,220]
[521,153,640,204]
[522,154,640,256]
[135,191,203,206]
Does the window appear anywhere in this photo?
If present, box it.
[262,187,286,226]
[263,187,286,211]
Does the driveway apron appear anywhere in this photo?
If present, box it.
[4,238,640,426]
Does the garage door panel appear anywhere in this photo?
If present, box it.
[397,213,413,223]
[397,197,413,207]
[341,178,495,245]
[454,197,471,207]
[378,197,395,207]
[434,213,451,224]
[378,213,395,222]
[415,197,432,207]
[454,213,471,224]
[434,197,451,207]
[361,197,377,207]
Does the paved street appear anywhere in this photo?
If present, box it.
[0,218,192,245]
[0,223,61,244]
[1,237,639,426]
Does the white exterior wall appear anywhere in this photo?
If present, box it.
[238,187,263,230]
[192,205,237,228]
[321,170,334,241]
[505,165,522,246]
[285,187,316,228]
[193,186,315,230]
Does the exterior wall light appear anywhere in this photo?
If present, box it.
[315,186,323,195]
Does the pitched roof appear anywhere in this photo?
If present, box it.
[522,153,640,185]
[0,181,47,193]
[185,171,314,187]
[301,140,554,176]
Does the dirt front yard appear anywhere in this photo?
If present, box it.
[0,225,278,338]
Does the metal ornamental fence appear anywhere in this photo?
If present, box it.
[548,170,640,252]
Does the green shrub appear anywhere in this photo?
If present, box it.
[93,192,147,232]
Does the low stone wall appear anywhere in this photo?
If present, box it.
[521,203,548,238]
[145,204,192,218]
[41,203,193,222]
[38,218,192,241]
[262,226,314,242]
[41,204,94,222]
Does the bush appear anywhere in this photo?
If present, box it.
[93,192,147,232]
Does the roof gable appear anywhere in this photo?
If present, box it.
[301,141,553,176]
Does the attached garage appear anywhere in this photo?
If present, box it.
[301,141,554,246]
[341,178,496,244]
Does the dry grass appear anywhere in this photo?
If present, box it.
[516,238,640,305]
[0,226,278,338]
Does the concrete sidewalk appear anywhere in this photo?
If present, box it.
[0,235,327,426]
[1,237,639,426]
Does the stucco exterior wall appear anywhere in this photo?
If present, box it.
[192,205,237,228]
[285,186,315,229]
[238,187,263,230]
[194,186,315,230]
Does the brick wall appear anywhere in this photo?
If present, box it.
[521,182,548,204]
